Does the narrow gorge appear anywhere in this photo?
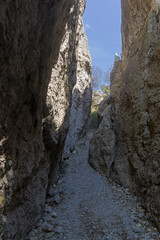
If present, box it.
[0,0,160,239]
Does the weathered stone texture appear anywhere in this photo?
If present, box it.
[89,56,122,177]
[92,90,105,108]
[115,0,160,229]
[110,55,123,113]
[89,0,160,229]
[62,8,92,159]
[121,0,152,66]
[0,0,91,239]
[89,97,116,177]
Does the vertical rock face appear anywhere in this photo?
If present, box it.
[115,0,160,229]
[89,0,160,229]
[89,56,122,176]
[0,0,91,239]
[62,9,92,159]
[110,54,123,113]
[89,96,116,177]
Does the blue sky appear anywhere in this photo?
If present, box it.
[83,0,122,72]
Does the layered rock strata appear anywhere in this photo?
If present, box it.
[89,0,160,229]
[0,0,91,239]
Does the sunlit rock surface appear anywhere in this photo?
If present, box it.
[110,54,123,113]
[62,7,92,159]
[89,0,160,229]
[92,90,105,107]
[0,0,91,239]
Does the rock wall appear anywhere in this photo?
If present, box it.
[92,90,105,108]
[62,12,92,159]
[110,54,123,113]
[89,96,116,177]
[89,0,160,229]
[0,0,91,239]
[89,56,122,176]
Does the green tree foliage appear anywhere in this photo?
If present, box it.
[101,85,110,95]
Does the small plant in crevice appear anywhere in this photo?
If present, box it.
[90,106,99,128]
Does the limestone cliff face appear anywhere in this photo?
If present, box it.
[89,57,122,176]
[121,0,152,66]
[62,11,92,159]
[89,96,116,177]
[115,0,160,229]
[89,0,160,229]
[0,1,91,239]
[110,55,123,113]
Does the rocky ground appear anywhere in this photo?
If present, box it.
[28,130,160,240]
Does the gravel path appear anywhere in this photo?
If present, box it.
[29,131,160,240]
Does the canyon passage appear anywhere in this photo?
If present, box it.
[28,130,160,240]
[0,0,160,239]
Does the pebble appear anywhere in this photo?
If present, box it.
[45,205,53,213]
[58,179,63,185]
[42,221,55,232]
[48,189,58,197]
[54,195,60,204]
[31,229,37,237]
[50,211,57,218]
[137,212,145,218]
[43,214,54,222]
[36,227,42,234]
[54,226,63,234]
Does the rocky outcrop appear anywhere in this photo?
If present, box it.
[89,96,116,177]
[0,1,91,239]
[62,14,92,159]
[110,54,123,113]
[89,0,160,230]
[92,90,105,108]
[89,56,122,176]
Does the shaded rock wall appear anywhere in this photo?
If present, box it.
[89,56,122,176]
[114,0,160,229]
[89,96,116,177]
[0,0,91,239]
[89,0,160,229]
